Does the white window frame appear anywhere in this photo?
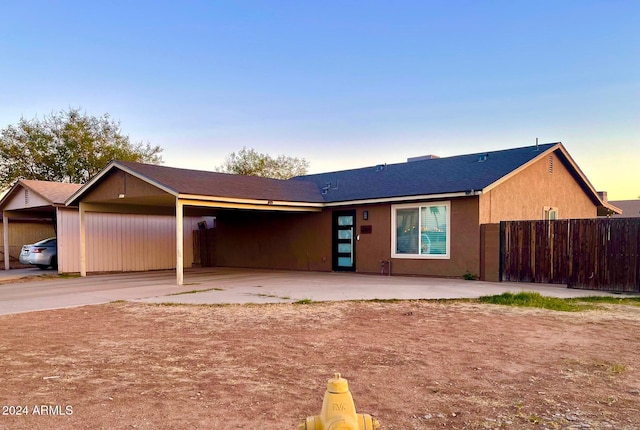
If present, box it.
[391,201,451,259]
[543,207,558,220]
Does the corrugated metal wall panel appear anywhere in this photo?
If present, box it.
[122,215,145,271]
[87,213,122,272]
[57,208,80,273]
[4,209,202,273]
[84,213,190,272]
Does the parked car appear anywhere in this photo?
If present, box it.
[19,237,58,270]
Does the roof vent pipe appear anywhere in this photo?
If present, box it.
[407,155,439,162]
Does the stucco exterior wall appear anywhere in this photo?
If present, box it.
[479,153,598,223]
[352,204,392,274]
[387,197,481,278]
[215,210,332,271]
[214,198,481,278]
[480,223,500,282]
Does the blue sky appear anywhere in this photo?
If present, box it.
[1,1,638,199]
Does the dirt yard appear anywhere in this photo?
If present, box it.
[1,300,639,430]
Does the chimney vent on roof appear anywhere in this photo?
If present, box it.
[597,191,608,203]
[375,163,387,171]
[407,155,439,162]
[478,153,489,162]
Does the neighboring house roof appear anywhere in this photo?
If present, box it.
[0,179,83,209]
[67,161,326,205]
[609,200,640,218]
[18,179,83,205]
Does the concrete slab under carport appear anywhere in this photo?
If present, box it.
[0,267,632,316]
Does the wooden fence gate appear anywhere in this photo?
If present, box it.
[501,218,640,292]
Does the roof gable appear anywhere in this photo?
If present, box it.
[0,179,82,210]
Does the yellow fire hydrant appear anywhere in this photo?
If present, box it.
[299,373,380,430]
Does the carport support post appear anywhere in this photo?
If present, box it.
[3,211,9,270]
[176,199,184,286]
[79,202,87,277]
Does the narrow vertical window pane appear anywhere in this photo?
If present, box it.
[338,230,352,239]
[421,205,447,255]
[338,256,352,266]
[396,208,419,254]
[337,216,353,226]
[338,243,352,253]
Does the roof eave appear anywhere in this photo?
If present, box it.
[552,144,618,210]
[178,193,325,208]
[599,202,623,216]
[323,191,480,207]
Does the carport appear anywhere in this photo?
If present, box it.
[0,179,82,271]
[66,161,324,285]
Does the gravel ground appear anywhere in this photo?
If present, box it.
[1,300,639,429]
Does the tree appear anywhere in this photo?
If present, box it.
[217,147,309,179]
[0,108,162,189]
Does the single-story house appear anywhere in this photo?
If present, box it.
[66,142,619,285]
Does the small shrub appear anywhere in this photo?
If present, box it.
[293,298,313,305]
[463,271,477,280]
[479,292,596,312]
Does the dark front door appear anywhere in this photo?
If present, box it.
[332,211,356,271]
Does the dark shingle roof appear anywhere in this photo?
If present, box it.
[116,161,325,203]
[292,143,558,202]
[609,200,640,218]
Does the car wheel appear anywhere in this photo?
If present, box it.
[36,265,49,270]
[51,256,58,270]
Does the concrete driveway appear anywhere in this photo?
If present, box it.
[0,267,628,316]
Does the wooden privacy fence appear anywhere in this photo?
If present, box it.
[501,218,640,292]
